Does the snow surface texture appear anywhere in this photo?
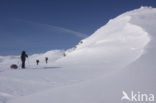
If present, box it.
[0,7,155,103]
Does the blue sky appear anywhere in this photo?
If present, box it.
[0,0,156,55]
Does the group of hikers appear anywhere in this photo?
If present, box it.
[20,51,48,69]
[36,57,48,65]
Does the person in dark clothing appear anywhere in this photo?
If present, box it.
[36,60,39,65]
[45,57,48,64]
[20,51,28,68]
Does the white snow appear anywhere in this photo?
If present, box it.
[0,7,155,103]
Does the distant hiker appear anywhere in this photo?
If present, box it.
[80,40,83,44]
[20,51,28,68]
[45,57,48,64]
[36,60,40,65]
[63,53,66,57]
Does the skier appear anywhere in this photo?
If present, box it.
[45,57,48,64]
[20,51,28,68]
[36,60,39,65]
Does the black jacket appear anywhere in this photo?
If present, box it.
[21,51,28,61]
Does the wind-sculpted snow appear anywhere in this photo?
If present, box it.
[0,7,155,103]
[56,7,150,71]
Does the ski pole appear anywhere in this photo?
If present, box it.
[27,57,30,68]
[17,57,21,69]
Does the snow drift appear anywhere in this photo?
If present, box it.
[0,7,156,103]
[57,9,150,69]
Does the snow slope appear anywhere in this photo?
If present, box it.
[57,7,150,69]
[0,7,155,103]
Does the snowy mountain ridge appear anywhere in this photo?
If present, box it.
[0,7,153,70]
[56,7,152,69]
